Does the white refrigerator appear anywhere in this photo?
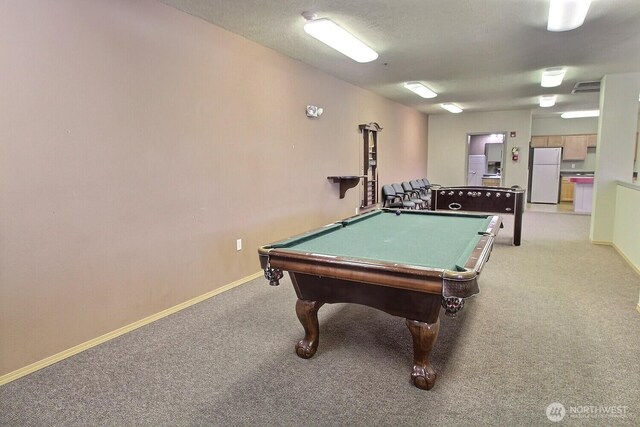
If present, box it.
[531,147,561,203]
[467,155,486,186]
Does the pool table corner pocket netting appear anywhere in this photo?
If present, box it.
[258,209,501,390]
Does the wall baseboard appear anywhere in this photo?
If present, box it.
[0,271,264,386]
[610,243,640,277]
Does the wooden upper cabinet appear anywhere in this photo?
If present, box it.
[547,135,564,147]
[563,135,588,160]
[531,134,597,152]
[531,136,548,148]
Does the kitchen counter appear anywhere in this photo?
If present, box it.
[568,176,594,213]
[560,170,594,176]
[481,175,501,187]
[568,176,594,184]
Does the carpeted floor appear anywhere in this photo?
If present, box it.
[1,211,639,426]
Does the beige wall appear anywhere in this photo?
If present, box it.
[531,117,599,135]
[427,111,532,188]
[0,0,429,378]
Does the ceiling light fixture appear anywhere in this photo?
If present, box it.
[403,82,437,98]
[539,95,557,107]
[302,13,378,63]
[541,67,566,87]
[441,103,463,114]
[547,0,592,32]
[560,110,599,119]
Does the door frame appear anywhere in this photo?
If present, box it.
[466,131,507,186]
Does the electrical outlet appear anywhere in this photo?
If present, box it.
[571,163,576,169]
[236,239,242,251]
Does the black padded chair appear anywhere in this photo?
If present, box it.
[401,181,425,209]
[390,183,417,209]
[410,180,431,208]
[381,184,402,208]
[422,178,440,188]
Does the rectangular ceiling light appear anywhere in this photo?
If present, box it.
[547,0,592,32]
[539,95,557,107]
[441,103,463,114]
[561,110,599,119]
[541,67,566,87]
[403,82,437,98]
[303,18,378,63]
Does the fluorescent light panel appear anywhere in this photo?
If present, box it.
[539,95,557,107]
[303,18,378,63]
[561,110,599,119]
[541,68,566,87]
[441,103,463,113]
[548,0,592,32]
[403,82,437,98]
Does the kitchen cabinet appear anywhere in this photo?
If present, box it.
[531,134,597,150]
[530,135,565,147]
[482,177,501,187]
[563,135,588,160]
[560,177,575,202]
[531,136,548,148]
[486,143,503,162]
[569,177,594,213]
[547,135,564,147]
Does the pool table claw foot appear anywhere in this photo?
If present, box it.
[295,299,324,359]
[406,318,440,390]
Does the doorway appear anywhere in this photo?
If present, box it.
[466,132,506,187]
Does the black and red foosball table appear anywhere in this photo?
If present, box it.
[430,186,525,246]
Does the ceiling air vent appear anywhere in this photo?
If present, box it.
[571,80,601,94]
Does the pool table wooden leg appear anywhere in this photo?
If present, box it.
[406,318,440,390]
[295,299,324,359]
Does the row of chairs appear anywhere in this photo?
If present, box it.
[381,179,435,210]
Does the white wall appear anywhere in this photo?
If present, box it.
[427,111,531,188]
[612,183,640,308]
[591,73,640,243]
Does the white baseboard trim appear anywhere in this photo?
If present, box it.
[590,240,612,245]
[0,271,264,386]
[611,244,640,277]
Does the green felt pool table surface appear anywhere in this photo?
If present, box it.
[270,209,496,272]
[258,208,502,391]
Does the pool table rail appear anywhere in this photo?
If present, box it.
[259,247,449,294]
[258,219,499,297]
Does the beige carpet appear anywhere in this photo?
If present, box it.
[1,210,639,426]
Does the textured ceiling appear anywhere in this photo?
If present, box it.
[160,0,640,117]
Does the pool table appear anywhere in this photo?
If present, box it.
[258,209,501,390]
